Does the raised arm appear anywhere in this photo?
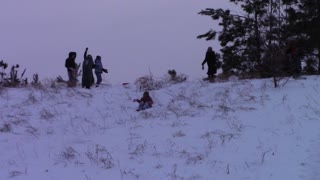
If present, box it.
[84,47,88,59]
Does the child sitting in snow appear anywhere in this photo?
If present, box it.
[133,91,153,111]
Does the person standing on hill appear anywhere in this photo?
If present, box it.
[202,47,217,81]
[94,55,108,87]
[65,52,77,87]
[285,41,301,78]
[82,48,95,89]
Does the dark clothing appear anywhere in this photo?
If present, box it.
[95,72,102,85]
[137,96,153,107]
[286,46,301,77]
[65,52,77,87]
[82,50,95,89]
[134,92,153,111]
[285,46,298,57]
[135,95,153,111]
[94,59,103,74]
[65,57,76,72]
[202,50,217,77]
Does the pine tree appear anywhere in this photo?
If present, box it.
[283,0,320,72]
[198,0,301,78]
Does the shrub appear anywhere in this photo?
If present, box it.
[0,60,28,87]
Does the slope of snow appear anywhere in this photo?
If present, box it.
[0,76,320,180]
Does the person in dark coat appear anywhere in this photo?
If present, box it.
[133,91,153,111]
[285,41,301,78]
[94,55,108,87]
[82,48,95,89]
[202,47,217,81]
[65,52,77,87]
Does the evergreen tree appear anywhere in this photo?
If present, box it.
[198,0,300,78]
[283,0,320,72]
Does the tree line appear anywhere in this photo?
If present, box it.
[197,0,320,83]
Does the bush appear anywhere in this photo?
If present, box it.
[135,70,187,91]
[0,60,28,87]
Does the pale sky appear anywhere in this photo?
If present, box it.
[0,0,232,84]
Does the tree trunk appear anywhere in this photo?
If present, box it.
[317,1,320,73]
[254,13,262,64]
[318,46,320,73]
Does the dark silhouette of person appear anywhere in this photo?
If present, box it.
[65,52,77,87]
[202,47,217,81]
[82,48,95,89]
[285,41,301,78]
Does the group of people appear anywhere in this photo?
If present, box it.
[65,48,108,89]
[63,44,300,111]
[65,48,152,111]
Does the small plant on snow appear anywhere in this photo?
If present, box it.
[31,73,43,89]
[167,100,197,118]
[130,142,147,156]
[121,168,140,179]
[25,125,39,137]
[165,88,208,118]
[0,123,12,133]
[32,73,39,84]
[60,147,79,161]
[135,73,163,91]
[185,154,205,165]
[167,164,183,180]
[9,170,24,178]
[172,130,186,137]
[168,69,187,83]
[201,130,239,145]
[45,78,65,90]
[0,60,28,87]
[40,108,55,121]
[140,110,154,119]
[26,92,38,104]
[135,69,187,91]
[85,144,114,169]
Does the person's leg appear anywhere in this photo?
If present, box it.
[68,70,77,87]
[142,103,151,110]
[67,71,72,87]
[292,57,301,78]
[71,69,78,87]
[96,73,102,86]
[67,71,72,82]
[296,59,301,77]
[137,102,145,111]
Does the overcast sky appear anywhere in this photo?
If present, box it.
[0,0,233,84]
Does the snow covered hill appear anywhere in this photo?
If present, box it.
[0,76,320,180]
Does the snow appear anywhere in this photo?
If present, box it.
[1,76,320,180]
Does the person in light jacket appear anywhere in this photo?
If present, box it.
[94,55,108,87]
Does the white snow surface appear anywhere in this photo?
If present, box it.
[1,76,320,180]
